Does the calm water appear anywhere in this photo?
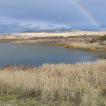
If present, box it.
[0,43,106,67]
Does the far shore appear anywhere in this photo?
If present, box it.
[0,30,106,39]
[0,30,106,52]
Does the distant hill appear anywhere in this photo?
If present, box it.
[22,29,71,33]
[22,30,62,33]
[22,29,100,33]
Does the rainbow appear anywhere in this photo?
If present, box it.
[68,0,101,30]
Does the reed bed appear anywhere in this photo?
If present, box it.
[0,60,106,106]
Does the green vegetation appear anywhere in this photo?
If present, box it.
[100,34,106,40]
[90,34,106,43]
[57,42,106,52]
[0,60,106,106]
[0,95,70,106]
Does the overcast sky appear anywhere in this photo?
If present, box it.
[0,0,106,32]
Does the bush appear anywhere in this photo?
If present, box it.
[90,38,96,43]
[100,35,106,40]
[90,35,106,43]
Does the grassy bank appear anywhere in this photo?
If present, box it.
[0,60,106,106]
[1,35,106,52]
[57,42,106,52]
[57,35,106,52]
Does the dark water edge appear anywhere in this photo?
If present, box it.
[0,43,106,67]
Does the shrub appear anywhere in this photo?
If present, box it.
[100,34,106,40]
[90,38,96,43]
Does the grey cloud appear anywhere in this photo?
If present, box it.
[26,24,33,26]
[0,0,106,32]
[47,25,55,28]
[0,21,104,33]
[0,22,41,33]
[0,0,89,23]
[0,23,20,32]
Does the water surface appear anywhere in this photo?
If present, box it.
[0,43,106,67]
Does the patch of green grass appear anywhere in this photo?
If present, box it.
[0,95,17,106]
[0,95,74,106]
[0,95,15,102]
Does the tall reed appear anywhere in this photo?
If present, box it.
[0,60,106,105]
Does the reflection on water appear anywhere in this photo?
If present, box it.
[0,43,106,67]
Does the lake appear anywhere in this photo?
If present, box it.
[0,43,106,67]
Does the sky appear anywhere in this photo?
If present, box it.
[0,0,106,32]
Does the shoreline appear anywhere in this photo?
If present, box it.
[0,31,106,52]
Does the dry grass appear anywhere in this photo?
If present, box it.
[0,60,106,105]
[0,30,106,39]
[57,42,106,52]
